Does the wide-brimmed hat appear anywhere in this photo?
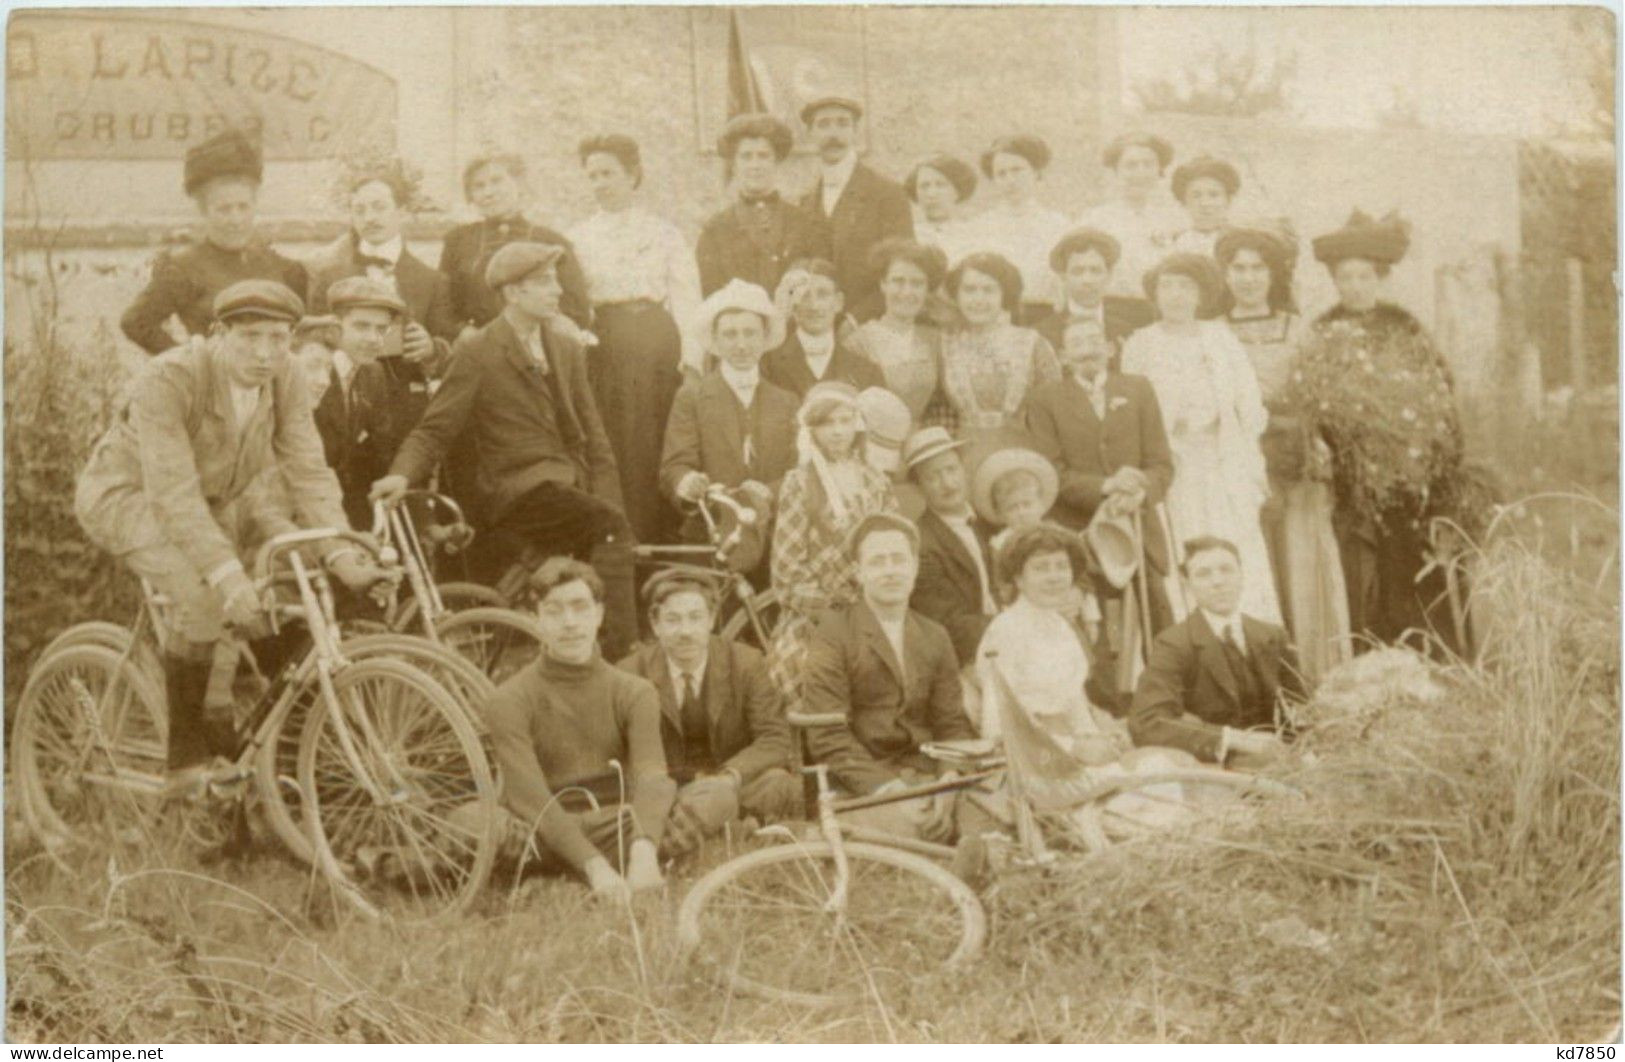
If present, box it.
[971,447,1059,525]
[1144,252,1225,318]
[1102,131,1174,171]
[855,387,913,474]
[1171,155,1241,201]
[326,275,407,319]
[1311,209,1411,268]
[901,426,967,477]
[184,129,263,196]
[799,95,863,126]
[690,278,786,355]
[1085,507,1142,589]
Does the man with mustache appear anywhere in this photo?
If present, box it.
[617,571,800,858]
[797,96,913,321]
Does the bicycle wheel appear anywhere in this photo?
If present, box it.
[677,839,986,1006]
[296,657,497,920]
[38,622,161,685]
[252,635,498,865]
[433,606,544,687]
[12,644,167,849]
[720,588,780,651]
[393,581,507,633]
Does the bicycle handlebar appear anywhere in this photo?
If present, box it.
[250,527,389,586]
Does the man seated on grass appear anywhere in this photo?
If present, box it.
[802,512,980,842]
[1130,536,1305,769]
[618,571,800,858]
[481,557,677,899]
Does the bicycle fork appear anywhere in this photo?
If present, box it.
[809,765,852,921]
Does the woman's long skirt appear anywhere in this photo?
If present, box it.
[589,300,684,545]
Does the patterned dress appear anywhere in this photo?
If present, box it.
[768,462,898,707]
[847,318,943,425]
[940,324,1061,446]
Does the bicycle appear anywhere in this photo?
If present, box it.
[367,492,546,687]
[633,485,781,649]
[12,528,499,921]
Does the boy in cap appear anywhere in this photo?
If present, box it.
[121,129,308,355]
[373,241,640,658]
[78,279,393,793]
[797,95,913,319]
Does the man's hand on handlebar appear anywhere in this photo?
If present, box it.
[370,474,409,504]
[220,572,271,638]
[676,471,710,504]
[326,547,402,605]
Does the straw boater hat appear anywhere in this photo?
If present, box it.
[901,426,967,479]
[1085,507,1142,589]
[970,447,1059,525]
[1311,209,1412,268]
[688,279,786,371]
[855,387,913,475]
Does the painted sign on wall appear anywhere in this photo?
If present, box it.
[6,12,397,160]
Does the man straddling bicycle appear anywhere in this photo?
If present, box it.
[370,241,639,659]
[75,280,397,795]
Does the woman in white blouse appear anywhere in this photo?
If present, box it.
[903,154,978,269]
[1121,253,1281,623]
[1168,156,1241,260]
[963,135,1069,324]
[569,133,703,544]
[1076,131,1185,301]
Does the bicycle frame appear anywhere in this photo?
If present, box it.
[371,491,476,637]
[634,487,774,643]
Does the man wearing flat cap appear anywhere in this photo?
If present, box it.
[373,241,640,659]
[121,129,309,355]
[696,113,833,299]
[78,279,393,793]
[797,96,913,320]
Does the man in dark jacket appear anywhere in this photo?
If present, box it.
[797,96,913,317]
[618,572,798,856]
[1031,228,1154,370]
[1131,537,1305,768]
[903,428,998,668]
[121,130,307,355]
[760,259,885,398]
[371,241,638,657]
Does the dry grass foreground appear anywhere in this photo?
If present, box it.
[6,507,1620,1043]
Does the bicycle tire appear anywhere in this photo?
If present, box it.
[433,606,545,687]
[38,622,161,685]
[719,587,780,650]
[677,839,986,1006]
[12,644,167,850]
[393,581,508,634]
[252,634,498,865]
[296,657,497,921]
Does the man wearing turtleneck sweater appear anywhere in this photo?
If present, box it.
[481,558,676,899]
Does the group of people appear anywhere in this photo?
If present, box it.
[77,99,1473,892]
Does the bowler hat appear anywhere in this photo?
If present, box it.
[901,426,967,477]
[484,241,565,291]
[971,447,1059,525]
[213,279,303,326]
[327,275,407,318]
[800,95,863,126]
[184,129,263,197]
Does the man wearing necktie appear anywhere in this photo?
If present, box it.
[904,427,999,669]
[695,113,833,298]
[617,571,799,858]
[1130,537,1305,769]
[373,242,640,658]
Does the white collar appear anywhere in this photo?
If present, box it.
[937,507,976,527]
[797,328,835,357]
[718,363,759,392]
[667,651,709,694]
[1201,608,1245,646]
[1073,367,1108,392]
[357,234,403,264]
[821,151,859,189]
[333,348,358,384]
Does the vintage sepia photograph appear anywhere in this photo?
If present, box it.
[3,3,1619,1045]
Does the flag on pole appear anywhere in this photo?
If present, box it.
[726,10,766,118]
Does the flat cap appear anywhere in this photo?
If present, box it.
[327,275,407,317]
[213,279,304,325]
[483,240,566,291]
[800,95,863,126]
[184,129,263,196]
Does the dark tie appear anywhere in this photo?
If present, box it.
[680,672,709,762]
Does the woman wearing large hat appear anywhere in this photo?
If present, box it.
[1121,253,1280,624]
[120,129,309,355]
[1076,131,1186,300]
[1169,155,1242,259]
[1219,221,1351,679]
[1305,210,1472,656]
[767,382,900,708]
[962,134,1071,322]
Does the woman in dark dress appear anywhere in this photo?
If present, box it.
[1307,210,1471,656]
[436,152,593,333]
[120,129,307,355]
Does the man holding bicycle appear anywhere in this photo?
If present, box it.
[75,279,395,794]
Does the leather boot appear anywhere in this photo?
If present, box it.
[589,538,638,661]
[161,651,213,773]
